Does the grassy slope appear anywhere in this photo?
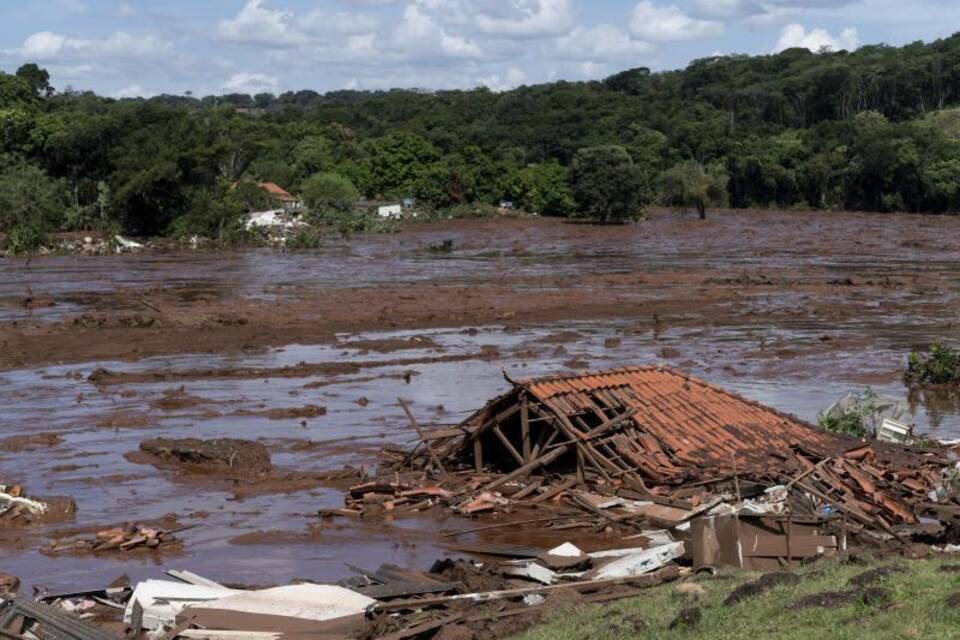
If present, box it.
[515,558,960,640]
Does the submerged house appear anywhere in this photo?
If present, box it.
[355,200,403,219]
[259,182,302,212]
[423,366,838,485]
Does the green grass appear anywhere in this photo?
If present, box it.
[514,557,960,640]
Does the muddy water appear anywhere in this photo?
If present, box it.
[3,210,960,592]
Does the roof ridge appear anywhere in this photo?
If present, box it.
[518,365,817,430]
[518,364,669,386]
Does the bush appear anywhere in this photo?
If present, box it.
[301,172,359,213]
[816,388,880,438]
[906,343,960,385]
[312,209,397,237]
[284,228,324,249]
[658,160,729,219]
[571,145,649,223]
[6,221,47,254]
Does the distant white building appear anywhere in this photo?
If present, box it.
[245,210,306,231]
[377,204,403,219]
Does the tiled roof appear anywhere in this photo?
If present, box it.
[258,182,299,201]
[521,366,834,468]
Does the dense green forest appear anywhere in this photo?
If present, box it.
[6,33,960,246]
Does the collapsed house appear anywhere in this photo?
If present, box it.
[9,367,960,640]
[384,366,958,543]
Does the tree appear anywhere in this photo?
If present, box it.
[16,64,52,97]
[364,132,441,198]
[659,160,729,219]
[301,172,359,213]
[571,146,649,223]
[503,161,575,216]
[0,155,65,232]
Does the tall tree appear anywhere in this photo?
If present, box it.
[571,146,649,223]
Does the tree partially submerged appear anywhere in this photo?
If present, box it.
[571,145,648,224]
[301,172,359,214]
[906,343,960,385]
[659,160,729,220]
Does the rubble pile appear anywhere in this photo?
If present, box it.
[0,484,75,526]
[7,366,960,640]
[44,523,186,556]
[365,367,960,548]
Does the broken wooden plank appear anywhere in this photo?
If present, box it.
[398,398,447,479]
[492,424,525,466]
[482,444,569,492]
[374,565,680,611]
[375,613,463,640]
[445,542,545,559]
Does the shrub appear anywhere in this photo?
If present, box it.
[6,221,47,254]
[816,388,881,438]
[571,145,649,224]
[906,343,960,385]
[284,228,324,249]
[312,209,397,237]
[301,172,359,213]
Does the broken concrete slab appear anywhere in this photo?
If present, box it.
[179,584,375,637]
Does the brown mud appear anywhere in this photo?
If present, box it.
[4,211,959,373]
[5,210,960,593]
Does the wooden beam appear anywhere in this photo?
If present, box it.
[374,566,680,611]
[492,424,525,466]
[531,477,578,503]
[482,444,569,492]
[521,395,532,462]
[398,398,447,479]
[473,439,483,473]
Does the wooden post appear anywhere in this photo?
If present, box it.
[492,424,525,466]
[474,439,483,473]
[482,445,569,492]
[398,398,447,479]
[786,507,793,569]
[521,395,532,462]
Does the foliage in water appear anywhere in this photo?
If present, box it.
[906,343,960,385]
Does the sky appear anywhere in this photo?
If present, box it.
[0,0,958,98]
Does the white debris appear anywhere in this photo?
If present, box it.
[245,210,307,231]
[502,563,557,585]
[522,594,545,606]
[623,529,676,546]
[0,486,47,516]
[124,580,237,631]
[183,584,375,628]
[115,235,143,250]
[592,542,685,580]
[547,542,584,557]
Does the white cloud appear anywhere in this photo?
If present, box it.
[553,24,655,63]
[222,72,280,93]
[113,83,148,98]
[472,0,574,38]
[478,67,527,91]
[773,23,859,53]
[115,2,137,17]
[217,0,301,46]
[693,0,766,19]
[629,2,724,43]
[9,30,171,61]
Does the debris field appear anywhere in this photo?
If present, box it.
[5,365,960,639]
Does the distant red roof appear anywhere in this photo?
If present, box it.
[258,182,299,202]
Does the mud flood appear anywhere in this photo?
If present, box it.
[2,209,960,592]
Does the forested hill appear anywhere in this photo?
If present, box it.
[5,33,960,244]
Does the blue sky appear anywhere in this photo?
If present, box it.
[1,0,959,98]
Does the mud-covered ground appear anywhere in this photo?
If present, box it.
[2,209,960,593]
